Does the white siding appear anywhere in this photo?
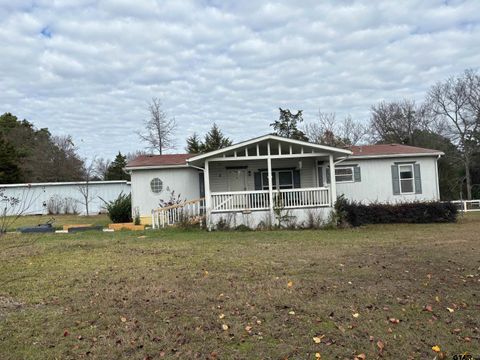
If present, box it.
[1,181,131,216]
[131,168,201,217]
[332,156,440,203]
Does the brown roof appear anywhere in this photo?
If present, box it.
[126,154,193,168]
[126,144,442,168]
[349,144,442,157]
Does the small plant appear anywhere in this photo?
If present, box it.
[235,224,252,231]
[133,207,141,225]
[159,187,183,208]
[306,209,324,229]
[64,197,79,215]
[215,217,230,231]
[101,192,132,223]
[273,191,292,228]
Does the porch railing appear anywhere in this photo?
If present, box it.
[151,198,205,228]
[211,187,330,212]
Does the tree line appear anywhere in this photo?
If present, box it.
[0,113,135,184]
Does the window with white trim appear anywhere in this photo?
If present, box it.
[399,164,414,194]
[325,166,355,183]
[261,170,293,190]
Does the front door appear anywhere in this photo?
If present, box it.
[227,169,247,191]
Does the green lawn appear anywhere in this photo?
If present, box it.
[0,214,479,359]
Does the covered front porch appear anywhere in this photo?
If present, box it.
[189,135,352,229]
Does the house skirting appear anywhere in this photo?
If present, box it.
[209,207,334,229]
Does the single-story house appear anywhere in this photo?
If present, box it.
[125,135,443,228]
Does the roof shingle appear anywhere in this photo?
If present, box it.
[126,154,193,168]
[126,144,442,168]
[349,144,442,157]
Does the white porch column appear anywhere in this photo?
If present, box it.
[204,160,212,230]
[329,154,336,206]
[267,142,274,224]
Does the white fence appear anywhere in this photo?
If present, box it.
[451,200,480,212]
[211,187,330,212]
[0,181,131,216]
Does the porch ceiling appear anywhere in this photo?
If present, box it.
[188,134,352,166]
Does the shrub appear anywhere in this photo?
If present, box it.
[335,197,458,227]
[102,193,132,223]
[47,195,64,215]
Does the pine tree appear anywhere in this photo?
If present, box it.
[105,152,130,181]
[186,133,203,154]
[0,137,22,183]
[270,108,308,141]
[185,124,232,153]
[202,123,232,152]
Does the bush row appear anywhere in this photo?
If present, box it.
[335,196,458,227]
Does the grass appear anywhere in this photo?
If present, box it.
[0,214,479,359]
[6,214,110,231]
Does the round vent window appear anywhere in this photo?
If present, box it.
[150,178,163,193]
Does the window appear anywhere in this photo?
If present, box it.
[325,166,355,183]
[150,178,163,193]
[335,167,354,183]
[261,170,294,190]
[399,164,414,193]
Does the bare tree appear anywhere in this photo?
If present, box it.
[304,111,367,146]
[77,157,97,216]
[1,186,42,235]
[137,98,177,154]
[93,157,111,180]
[126,150,150,162]
[426,69,480,200]
[369,99,430,145]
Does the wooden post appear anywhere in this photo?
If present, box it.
[267,142,274,225]
[329,154,336,206]
[204,160,212,230]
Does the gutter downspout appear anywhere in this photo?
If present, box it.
[434,154,441,200]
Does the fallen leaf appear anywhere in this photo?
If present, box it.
[315,353,322,359]
[389,318,400,324]
[63,330,69,337]
[221,324,228,331]
[355,354,366,360]
[120,317,127,322]
[245,326,252,332]
[288,311,295,315]
[218,313,225,319]
[313,335,325,344]
[287,281,293,288]
[352,313,360,318]
[424,305,433,312]
[369,335,374,342]
[377,340,385,353]
[432,345,441,352]
[446,307,454,313]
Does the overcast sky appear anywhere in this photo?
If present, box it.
[1,0,479,160]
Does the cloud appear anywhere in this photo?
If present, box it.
[0,0,479,160]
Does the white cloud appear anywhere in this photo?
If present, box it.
[0,0,479,160]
